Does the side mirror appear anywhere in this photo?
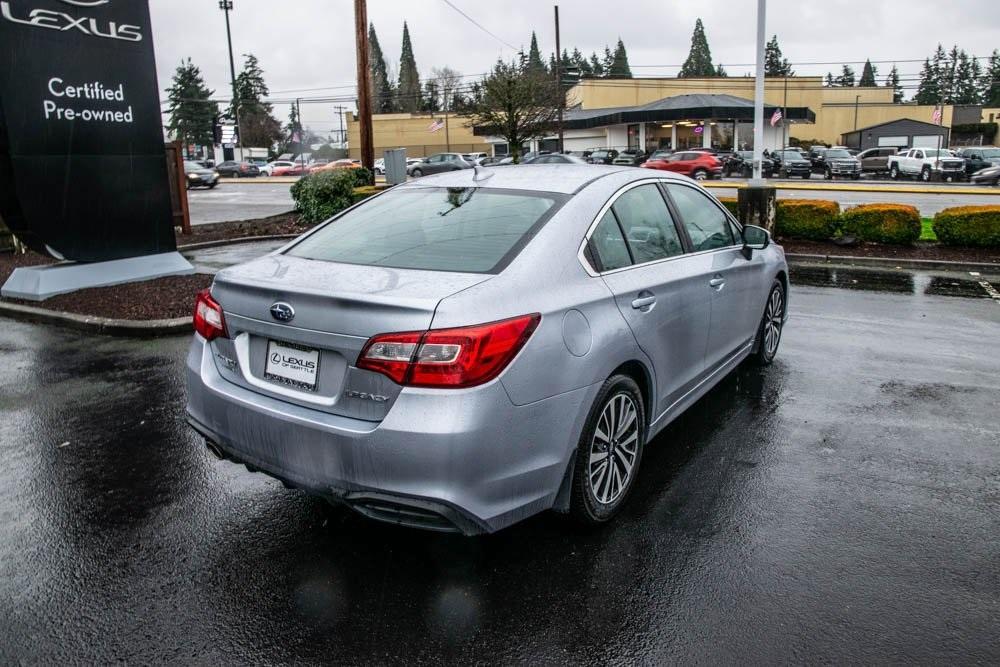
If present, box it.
[741,225,770,259]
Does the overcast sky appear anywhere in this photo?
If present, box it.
[149,0,1000,138]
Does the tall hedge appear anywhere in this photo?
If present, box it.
[933,206,1000,247]
[775,199,840,241]
[840,204,921,245]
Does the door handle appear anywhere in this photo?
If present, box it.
[709,277,726,289]
[631,295,657,311]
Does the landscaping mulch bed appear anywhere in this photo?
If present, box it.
[780,239,1000,265]
[176,212,310,246]
[5,274,212,320]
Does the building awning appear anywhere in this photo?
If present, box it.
[472,93,815,135]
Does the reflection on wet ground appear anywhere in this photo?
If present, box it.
[790,263,996,299]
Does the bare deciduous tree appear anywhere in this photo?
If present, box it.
[461,59,561,162]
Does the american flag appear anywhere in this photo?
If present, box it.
[931,106,942,125]
[770,109,783,127]
[427,119,445,133]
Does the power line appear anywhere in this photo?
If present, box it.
[439,0,517,51]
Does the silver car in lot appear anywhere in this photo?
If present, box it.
[186,165,789,534]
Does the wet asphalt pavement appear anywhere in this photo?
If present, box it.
[1,269,998,663]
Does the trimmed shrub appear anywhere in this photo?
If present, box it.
[290,170,357,223]
[717,197,739,218]
[840,203,921,245]
[933,206,1000,247]
[352,166,373,187]
[774,199,840,241]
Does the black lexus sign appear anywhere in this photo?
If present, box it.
[0,0,175,262]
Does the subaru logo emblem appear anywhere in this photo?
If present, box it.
[269,302,295,323]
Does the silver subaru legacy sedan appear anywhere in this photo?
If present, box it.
[186,165,788,534]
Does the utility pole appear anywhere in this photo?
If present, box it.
[554,5,564,153]
[854,94,860,131]
[296,98,305,170]
[333,105,346,147]
[354,0,374,175]
[219,0,242,157]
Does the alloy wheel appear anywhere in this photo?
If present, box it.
[588,393,640,505]
[694,170,708,180]
[763,287,784,358]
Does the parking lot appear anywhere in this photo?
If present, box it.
[2,265,997,663]
[189,178,1000,224]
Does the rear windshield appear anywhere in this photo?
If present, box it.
[285,187,563,273]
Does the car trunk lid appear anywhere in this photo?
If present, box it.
[208,254,491,420]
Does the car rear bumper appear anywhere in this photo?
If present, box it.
[185,337,598,534]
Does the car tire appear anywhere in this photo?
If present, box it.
[751,279,786,366]
[824,169,832,180]
[570,374,646,525]
[411,168,423,178]
[890,165,899,180]
[802,173,811,179]
[209,183,218,189]
[693,169,708,181]
[851,173,860,180]
[921,166,932,182]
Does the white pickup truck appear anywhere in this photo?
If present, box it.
[888,148,966,182]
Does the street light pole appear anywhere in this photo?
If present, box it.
[554,5,564,154]
[751,0,766,183]
[219,0,242,158]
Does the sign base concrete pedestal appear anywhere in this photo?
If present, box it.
[1,252,195,301]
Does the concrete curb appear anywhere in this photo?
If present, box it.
[786,252,1000,274]
[705,182,1000,196]
[218,177,299,184]
[0,300,191,337]
[178,234,299,251]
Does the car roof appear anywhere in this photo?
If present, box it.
[395,164,637,194]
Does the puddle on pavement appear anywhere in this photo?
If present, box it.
[790,265,992,299]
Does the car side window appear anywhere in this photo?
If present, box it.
[589,210,632,271]
[611,184,684,263]
[666,184,735,252]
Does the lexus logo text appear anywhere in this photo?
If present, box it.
[1,1,142,42]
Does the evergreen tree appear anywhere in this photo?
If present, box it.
[588,52,604,78]
[982,50,1000,106]
[526,32,547,76]
[928,44,948,103]
[952,52,980,104]
[396,22,422,113]
[231,54,282,148]
[825,72,835,87]
[368,23,395,113]
[764,35,793,77]
[859,59,877,87]
[422,80,441,112]
[165,58,217,151]
[607,38,632,78]
[679,18,716,77]
[715,63,728,77]
[602,46,614,75]
[834,64,855,87]
[571,48,593,78]
[885,64,904,103]
[914,57,942,104]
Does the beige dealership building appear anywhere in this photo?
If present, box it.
[346,76,998,158]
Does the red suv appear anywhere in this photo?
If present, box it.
[641,151,723,180]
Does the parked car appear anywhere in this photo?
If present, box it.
[970,164,1000,186]
[812,148,861,179]
[646,149,673,162]
[407,153,473,177]
[770,149,812,179]
[564,150,594,160]
[183,161,219,189]
[309,159,362,173]
[372,158,385,175]
[587,149,619,164]
[522,154,589,165]
[723,151,774,178]
[462,152,488,163]
[272,162,310,177]
[642,150,724,180]
[186,165,788,534]
[954,146,1000,177]
[888,148,964,181]
[612,149,648,166]
[477,156,505,167]
[215,161,260,178]
[856,147,899,174]
[195,159,215,169]
[260,160,295,176]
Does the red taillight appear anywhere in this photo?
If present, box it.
[357,314,541,388]
[193,289,227,341]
